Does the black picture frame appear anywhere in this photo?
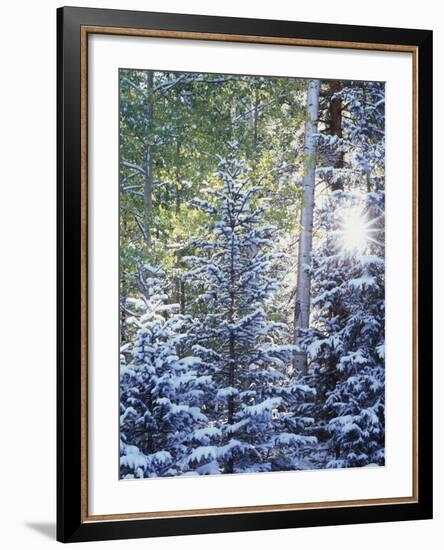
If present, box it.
[57,5,433,543]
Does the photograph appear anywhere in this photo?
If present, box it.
[118,69,386,479]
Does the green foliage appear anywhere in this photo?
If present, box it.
[119,70,307,304]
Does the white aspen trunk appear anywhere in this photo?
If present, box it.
[293,79,321,375]
[144,70,154,248]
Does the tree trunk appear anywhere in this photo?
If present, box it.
[179,280,186,315]
[293,79,321,375]
[226,229,236,474]
[144,70,154,248]
[253,87,259,150]
[174,140,185,313]
[329,80,344,191]
[120,288,127,346]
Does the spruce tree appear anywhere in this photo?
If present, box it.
[183,152,316,475]
[303,190,385,468]
[119,267,211,478]
[299,81,385,468]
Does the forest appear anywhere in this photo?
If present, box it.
[118,69,385,479]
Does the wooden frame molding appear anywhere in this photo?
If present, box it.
[81,25,419,52]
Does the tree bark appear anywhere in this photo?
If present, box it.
[293,79,321,375]
[248,84,259,151]
[226,220,236,474]
[329,80,344,191]
[144,70,154,248]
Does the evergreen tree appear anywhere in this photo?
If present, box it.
[119,267,211,478]
[183,152,316,475]
[316,81,385,193]
[302,190,385,468]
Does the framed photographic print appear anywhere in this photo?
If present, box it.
[57,6,433,543]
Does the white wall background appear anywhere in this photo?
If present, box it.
[0,0,440,548]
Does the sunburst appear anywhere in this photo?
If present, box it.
[335,206,383,255]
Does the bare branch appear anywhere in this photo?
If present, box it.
[121,160,146,175]
[122,171,143,186]
[134,215,147,241]
[155,74,235,94]
[121,76,147,98]
[154,74,189,93]
[122,184,143,191]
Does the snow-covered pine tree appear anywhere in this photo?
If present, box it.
[302,189,385,468]
[298,80,386,469]
[183,151,316,475]
[119,267,211,478]
[316,81,385,194]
